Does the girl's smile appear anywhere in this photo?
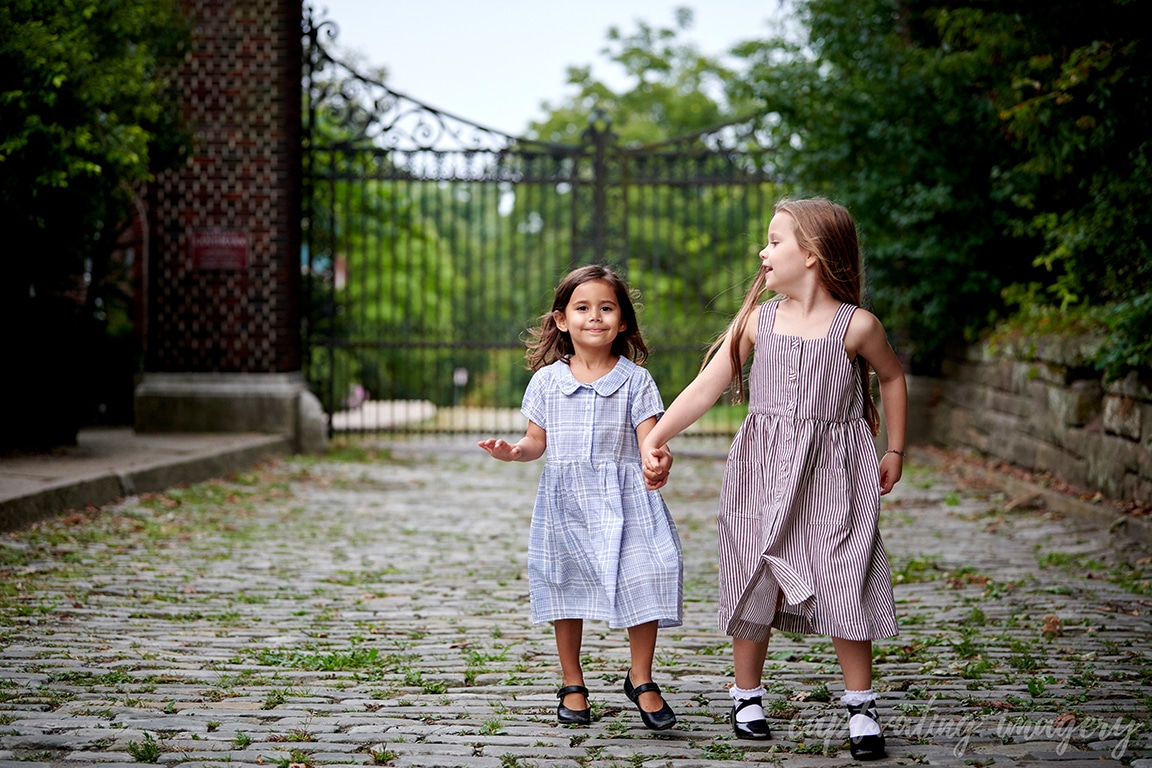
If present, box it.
[554,279,626,347]
[759,211,814,293]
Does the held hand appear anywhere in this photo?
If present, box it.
[879,452,903,495]
[642,446,673,490]
[640,443,665,474]
[478,438,522,462]
[644,472,669,491]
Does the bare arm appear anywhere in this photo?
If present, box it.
[478,420,547,462]
[636,415,672,490]
[848,310,908,495]
[640,306,758,465]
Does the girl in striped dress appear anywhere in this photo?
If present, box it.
[640,198,907,760]
[479,265,682,732]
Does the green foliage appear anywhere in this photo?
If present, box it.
[1,0,189,287]
[1094,293,1152,381]
[728,0,1151,375]
[529,7,739,145]
[126,732,162,763]
[729,0,1027,369]
[0,0,189,448]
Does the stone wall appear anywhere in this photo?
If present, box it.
[913,335,1151,506]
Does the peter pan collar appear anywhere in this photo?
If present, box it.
[555,356,635,397]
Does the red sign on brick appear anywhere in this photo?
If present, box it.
[190,230,249,270]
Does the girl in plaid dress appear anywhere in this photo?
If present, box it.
[479,265,682,731]
[640,198,907,760]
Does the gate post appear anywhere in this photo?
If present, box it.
[585,111,612,265]
[590,110,610,264]
[577,110,616,266]
[133,0,325,453]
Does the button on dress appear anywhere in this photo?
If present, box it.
[717,301,898,642]
[521,357,683,629]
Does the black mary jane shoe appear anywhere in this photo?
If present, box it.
[622,670,677,731]
[846,701,887,760]
[556,685,591,725]
[732,696,771,740]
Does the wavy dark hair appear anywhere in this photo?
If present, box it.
[525,265,649,371]
[711,197,881,434]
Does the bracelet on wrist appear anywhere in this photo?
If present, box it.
[884,449,905,458]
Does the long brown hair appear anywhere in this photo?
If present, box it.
[712,197,881,434]
[525,265,649,371]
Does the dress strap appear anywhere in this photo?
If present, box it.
[827,302,857,341]
[759,299,780,333]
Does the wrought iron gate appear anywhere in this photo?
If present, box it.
[303,12,778,436]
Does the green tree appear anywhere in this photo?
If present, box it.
[529,7,740,146]
[983,3,1152,377]
[729,0,1151,375]
[1,0,189,449]
[730,0,1026,370]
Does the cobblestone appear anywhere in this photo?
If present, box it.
[1,437,1150,767]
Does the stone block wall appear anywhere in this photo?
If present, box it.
[918,335,1152,505]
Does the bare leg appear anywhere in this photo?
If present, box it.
[732,587,782,689]
[555,619,587,710]
[729,632,772,739]
[831,637,873,691]
[834,636,884,755]
[626,620,665,712]
[732,635,770,690]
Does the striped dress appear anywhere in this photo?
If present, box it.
[717,300,898,642]
[521,357,683,629]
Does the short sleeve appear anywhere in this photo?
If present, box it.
[629,366,665,428]
[521,368,548,429]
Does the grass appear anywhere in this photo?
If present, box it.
[368,744,398,764]
[700,741,745,760]
[890,554,944,584]
[252,645,393,671]
[127,733,162,763]
[276,748,314,768]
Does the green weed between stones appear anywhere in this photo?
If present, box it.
[367,743,398,764]
[126,732,162,763]
[276,748,313,768]
[700,741,745,760]
[890,554,944,584]
[252,644,398,671]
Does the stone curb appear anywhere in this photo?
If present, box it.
[0,434,292,533]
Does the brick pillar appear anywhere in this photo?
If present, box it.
[134,0,324,451]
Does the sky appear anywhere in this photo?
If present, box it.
[311,0,784,137]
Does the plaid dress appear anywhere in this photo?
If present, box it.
[521,357,683,629]
[717,301,899,643]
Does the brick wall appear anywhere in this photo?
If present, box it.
[145,0,302,374]
[922,336,1152,506]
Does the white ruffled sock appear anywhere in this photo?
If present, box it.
[729,684,766,723]
[841,689,881,738]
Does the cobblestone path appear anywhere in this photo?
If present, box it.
[2,438,1150,767]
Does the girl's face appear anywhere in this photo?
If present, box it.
[554,279,625,352]
[760,211,815,292]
